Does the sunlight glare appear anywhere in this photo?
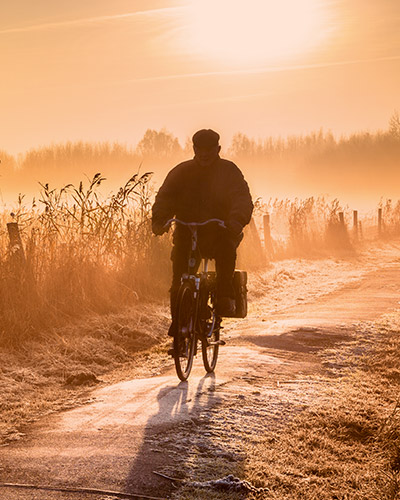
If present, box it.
[185,0,330,66]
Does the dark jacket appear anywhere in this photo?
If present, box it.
[152,157,253,236]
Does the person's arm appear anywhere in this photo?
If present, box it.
[151,168,179,235]
[226,165,253,235]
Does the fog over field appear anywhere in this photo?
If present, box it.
[1,112,400,211]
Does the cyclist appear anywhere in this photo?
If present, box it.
[152,129,253,336]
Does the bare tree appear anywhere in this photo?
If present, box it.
[135,129,182,158]
[389,110,400,140]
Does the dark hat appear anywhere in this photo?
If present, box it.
[192,129,220,148]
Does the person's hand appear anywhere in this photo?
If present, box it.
[225,219,243,235]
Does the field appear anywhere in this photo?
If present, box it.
[1,170,399,346]
[1,236,400,500]
[1,174,400,499]
[169,302,400,500]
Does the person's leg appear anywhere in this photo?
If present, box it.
[169,227,204,337]
[169,240,190,328]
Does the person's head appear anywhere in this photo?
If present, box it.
[192,129,221,167]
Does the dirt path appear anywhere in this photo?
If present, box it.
[1,246,400,499]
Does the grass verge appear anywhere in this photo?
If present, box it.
[167,314,400,500]
[0,302,171,444]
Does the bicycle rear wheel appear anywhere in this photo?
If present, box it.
[174,282,196,381]
[201,297,220,373]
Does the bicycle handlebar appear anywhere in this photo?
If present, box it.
[163,218,226,230]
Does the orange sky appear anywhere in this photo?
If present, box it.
[1,0,399,154]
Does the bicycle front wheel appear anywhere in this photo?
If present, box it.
[174,282,196,381]
[201,303,220,373]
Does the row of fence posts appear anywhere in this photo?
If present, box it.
[4,211,387,265]
[261,209,386,260]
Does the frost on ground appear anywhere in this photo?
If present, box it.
[247,240,400,315]
[2,240,400,446]
[150,325,399,500]
[1,240,400,499]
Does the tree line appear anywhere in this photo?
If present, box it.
[0,111,399,202]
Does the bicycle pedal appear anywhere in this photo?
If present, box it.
[168,347,188,358]
[208,340,226,346]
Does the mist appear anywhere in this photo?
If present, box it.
[0,112,399,212]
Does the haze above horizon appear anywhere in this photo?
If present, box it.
[1,0,399,154]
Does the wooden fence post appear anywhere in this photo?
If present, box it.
[7,222,38,296]
[263,213,273,258]
[378,208,383,237]
[353,210,358,240]
[237,217,266,270]
[7,222,25,264]
[249,217,264,258]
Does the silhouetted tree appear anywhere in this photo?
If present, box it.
[135,129,182,158]
[389,110,400,140]
[0,150,17,172]
[228,133,258,158]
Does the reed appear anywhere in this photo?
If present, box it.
[2,169,400,346]
[0,172,171,345]
[257,196,354,258]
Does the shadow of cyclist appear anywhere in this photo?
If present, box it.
[125,373,219,498]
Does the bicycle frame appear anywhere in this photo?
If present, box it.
[165,217,225,284]
[164,218,224,379]
[176,222,217,348]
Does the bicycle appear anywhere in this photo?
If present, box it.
[164,218,226,381]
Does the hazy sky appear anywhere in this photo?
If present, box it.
[1,0,399,154]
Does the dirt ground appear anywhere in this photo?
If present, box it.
[1,240,400,499]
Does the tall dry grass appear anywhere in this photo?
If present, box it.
[255,196,354,258]
[0,172,172,346]
[2,163,400,347]
[256,194,400,259]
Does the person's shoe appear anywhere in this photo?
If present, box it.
[167,320,177,337]
[167,342,187,357]
[216,297,236,317]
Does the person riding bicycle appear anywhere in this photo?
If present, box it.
[152,129,253,335]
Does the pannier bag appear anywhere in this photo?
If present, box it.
[233,270,248,318]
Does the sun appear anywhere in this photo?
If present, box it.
[184,0,330,66]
